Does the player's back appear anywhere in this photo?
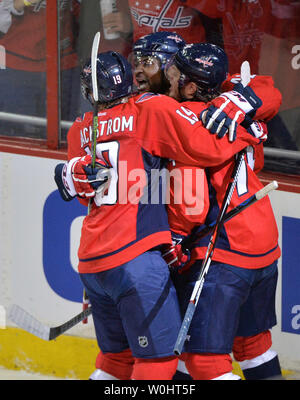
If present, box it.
[67,94,172,274]
[193,156,281,268]
[182,100,281,269]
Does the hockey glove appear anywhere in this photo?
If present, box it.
[200,83,262,142]
[161,233,190,271]
[247,120,268,142]
[55,155,111,201]
[54,162,77,202]
[161,243,190,271]
[71,155,111,199]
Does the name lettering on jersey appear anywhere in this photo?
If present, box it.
[131,0,193,32]
[80,116,134,147]
[176,106,199,125]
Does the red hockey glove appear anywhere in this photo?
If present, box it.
[55,155,111,202]
[247,121,268,142]
[201,83,262,142]
[161,243,190,271]
[71,155,111,199]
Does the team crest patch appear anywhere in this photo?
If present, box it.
[195,57,214,67]
[138,336,148,348]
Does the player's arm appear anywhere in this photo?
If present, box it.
[54,154,111,203]
[200,81,264,141]
[135,95,260,168]
[222,73,282,121]
[55,119,111,205]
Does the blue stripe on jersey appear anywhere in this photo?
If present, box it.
[79,236,151,262]
[218,244,280,258]
[136,148,170,239]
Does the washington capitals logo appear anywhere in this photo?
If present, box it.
[166,35,184,43]
[131,0,193,32]
[195,57,214,68]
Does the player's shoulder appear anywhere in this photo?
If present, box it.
[73,111,93,125]
[181,100,207,114]
[134,92,178,107]
[67,111,93,140]
[134,92,161,103]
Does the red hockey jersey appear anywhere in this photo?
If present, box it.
[128,0,206,44]
[185,0,299,76]
[185,0,300,110]
[166,73,281,240]
[174,74,282,269]
[67,93,259,273]
[167,161,209,237]
[0,0,78,71]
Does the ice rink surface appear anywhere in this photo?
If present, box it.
[0,366,77,380]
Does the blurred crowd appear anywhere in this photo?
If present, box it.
[0,0,299,171]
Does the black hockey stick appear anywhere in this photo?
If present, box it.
[181,180,279,253]
[8,304,92,341]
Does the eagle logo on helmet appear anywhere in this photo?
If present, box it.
[166,34,184,43]
[195,57,214,68]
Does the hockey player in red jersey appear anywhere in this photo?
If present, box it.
[54,50,262,380]
[0,0,81,135]
[163,42,282,380]
[85,32,278,380]
[131,34,282,380]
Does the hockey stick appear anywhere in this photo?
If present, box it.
[91,31,100,169]
[87,31,101,212]
[181,180,278,253]
[173,61,252,355]
[83,32,101,322]
[8,304,92,341]
[174,150,245,355]
[240,60,251,86]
